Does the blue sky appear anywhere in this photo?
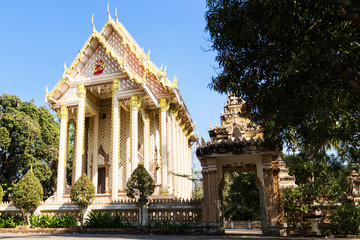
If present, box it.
[0,1,227,168]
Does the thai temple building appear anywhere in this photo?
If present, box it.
[45,14,196,203]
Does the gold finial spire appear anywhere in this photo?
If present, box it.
[91,14,96,32]
[64,62,67,72]
[107,3,111,20]
[115,8,118,22]
[46,86,49,96]
[172,76,178,88]
[163,65,167,74]
[146,49,151,60]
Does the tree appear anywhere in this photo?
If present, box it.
[205,0,360,158]
[12,170,43,225]
[192,169,203,200]
[70,173,95,225]
[223,172,260,221]
[0,185,4,203]
[0,94,59,199]
[125,164,155,226]
[283,151,348,229]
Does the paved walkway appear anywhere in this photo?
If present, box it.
[0,229,352,240]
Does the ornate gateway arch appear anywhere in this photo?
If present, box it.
[196,94,296,235]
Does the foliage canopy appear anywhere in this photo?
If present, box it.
[205,0,360,154]
[0,94,59,198]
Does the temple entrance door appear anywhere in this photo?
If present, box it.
[98,167,106,194]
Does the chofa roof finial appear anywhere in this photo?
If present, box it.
[115,8,119,22]
[107,3,111,20]
[91,14,96,32]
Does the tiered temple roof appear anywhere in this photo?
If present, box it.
[46,14,196,142]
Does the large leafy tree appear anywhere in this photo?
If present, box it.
[205,0,360,158]
[0,94,59,199]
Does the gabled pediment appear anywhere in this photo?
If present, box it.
[78,44,122,78]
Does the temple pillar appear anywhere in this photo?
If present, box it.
[181,127,185,197]
[201,158,222,234]
[167,110,173,194]
[170,113,176,195]
[262,154,286,236]
[111,78,119,201]
[160,98,170,193]
[143,110,150,171]
[56,105,68,202]
[75,83,86,182]
[130,95,141,172]
[92,115,99,193]
[256,160,268,235]
[176,121,181,196]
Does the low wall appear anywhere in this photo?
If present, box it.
[0,198,201,224]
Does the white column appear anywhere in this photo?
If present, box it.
[168,111,174,195]
[111,78,119,201]
[130,95,141,172]
[56,105,68,202]
[92,115,99,194]
[181,130,185,197]
[144,110,150,171]
[175,122,180,197]
[188,143,192,199]
[160,98,169,193]
[126,115,131,181]
[75,83,86,182]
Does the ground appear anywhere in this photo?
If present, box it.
[0,229,351,240]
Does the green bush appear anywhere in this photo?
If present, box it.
[145,218,190,232]
[85,211,133,228]
[30,214,77,228]
[70,173,95,209]
[330,205,360,235]
[70,173,95,225]
[0,213,25,228]
[12,170,43,225]
[125,164,155,226]
[125,164,155,206]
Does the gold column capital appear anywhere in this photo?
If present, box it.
[78,83,86,98]
[60,105,68,119]
[160,98,171,112]
[130,95,142,110]
[113,78,119,91]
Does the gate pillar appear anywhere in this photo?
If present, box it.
[200,158,223,234]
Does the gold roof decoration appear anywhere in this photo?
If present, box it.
[46,9,195,140]
[47,12,178,100]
